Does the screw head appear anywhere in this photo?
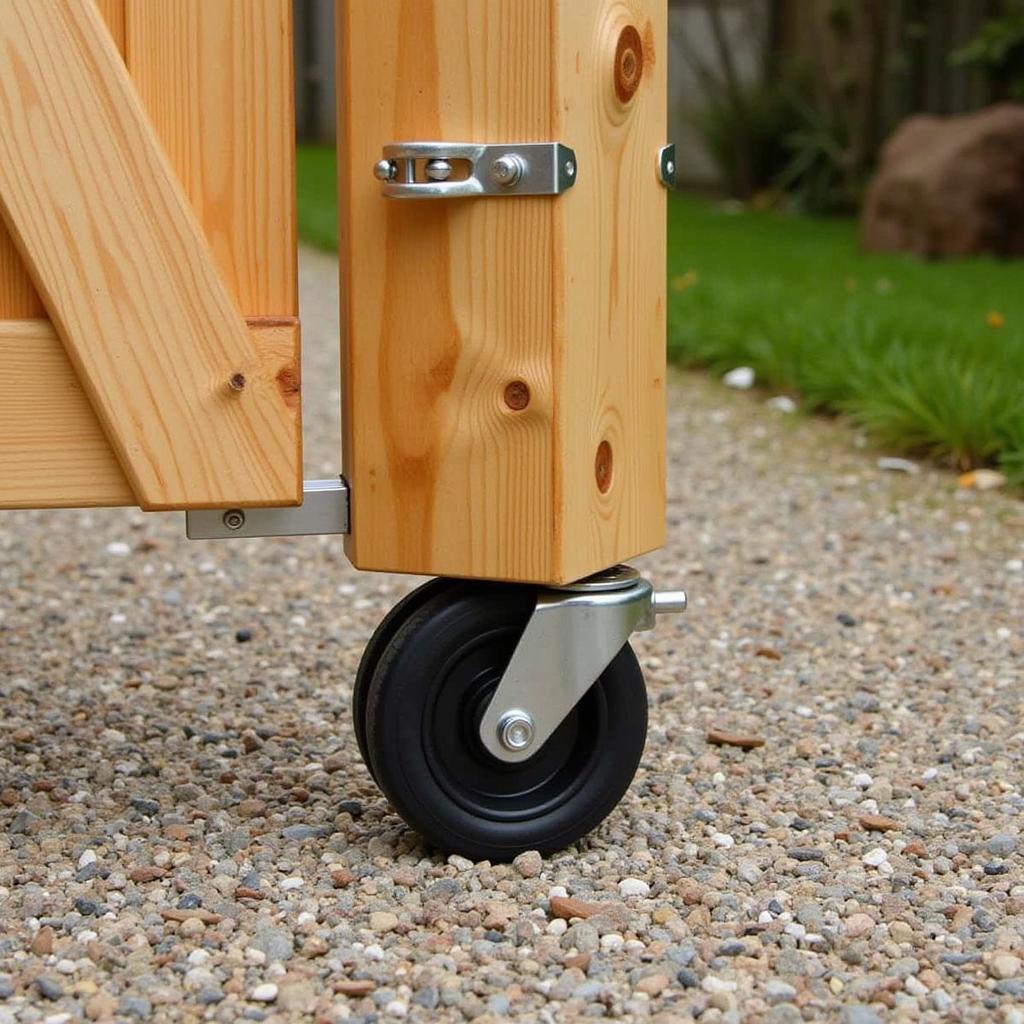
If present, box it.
[425,159,452,182]
[491,154,525,188]
[374,159,396,182]
[222,509,246,531]
[666,161,675,176]
[497,710,535,752]
[565,160,576,178]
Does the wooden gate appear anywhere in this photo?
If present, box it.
[0,0,301,511]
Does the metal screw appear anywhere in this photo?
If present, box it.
[491,154,526,188]
[425,159,452,182]
[222,509,246,532]
[666,161,675,177]
[373,159,397,182]
[497,710,535,752]
[565,160,576,178]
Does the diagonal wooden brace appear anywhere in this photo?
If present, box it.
[0,0,301,510]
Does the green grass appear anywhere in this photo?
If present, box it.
[668,194,1024,483]
[296,145,339,251]
[297,145,1024,483]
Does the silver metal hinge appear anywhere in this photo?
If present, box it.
[184,478,350,540]
[478,565,687,763]
[374,142,578,199]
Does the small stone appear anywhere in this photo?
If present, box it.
[618,877,650,898]
[322,753,346,773]
[723,366,755,389]
[237,799,267,818]
[862,847,888,867]
[331,868,357,888]
[842,1007,883,1024]
[197,988,225,1005]
[677,968,699,989]
[118,996,152,1019]
[513,850,543,878]
[31,926,55,956]
[706,729,764,750]
[789,847,825,862]
[836,613,857,628]
[334,980,376,997]
[249,925,294,962]
[281,824,330,841]
[888,921,914,944]
[851,773,873,789]
[859,814,901,832]
[128,866,166,883]
[369,911,399,932]
[250,983,278,1003]
[765,980,797,1004]
[550,896,601,920]
[36,976,64,1000]
[235,628,253,643]
[635,973,669,996]
[989,955,1021,980]
[301,937,329,958]
[130,796,160,816]
[447,854,474,871]
[987,834,1017,856]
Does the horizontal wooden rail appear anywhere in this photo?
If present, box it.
[0,319,299,510]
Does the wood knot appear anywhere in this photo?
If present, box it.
[228,372,246,392]
[615,25,643,104]
[503,380,531,411]
[595,440,614,494]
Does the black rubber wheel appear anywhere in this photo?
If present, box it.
[363,582,648,861]
[352,577,466,779]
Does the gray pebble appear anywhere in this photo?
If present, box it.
[36,976,63,1000]
[841,1007,882,1024]
[250,925,294,962]
[986,834,1017,856]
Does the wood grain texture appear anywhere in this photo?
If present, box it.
[0,0,300,510]
[0,0,125,319]
[0,319,299,509]
[339,0,666,584]
[125,0,297,317]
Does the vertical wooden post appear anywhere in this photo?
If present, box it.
[339,0,667,584]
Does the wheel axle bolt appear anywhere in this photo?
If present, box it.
[497,710,535,752]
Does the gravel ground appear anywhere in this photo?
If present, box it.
[2,247,1023,1023]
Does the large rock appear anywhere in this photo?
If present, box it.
[861,104,1024,259]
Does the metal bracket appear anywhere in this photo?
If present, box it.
[374,142,578,199]
[659,144,676,188]
[184,478,350,540]
[478,565,687,763]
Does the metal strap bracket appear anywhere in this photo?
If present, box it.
[184,478,350,540]
[374,142,578,199]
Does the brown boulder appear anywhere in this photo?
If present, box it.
[861,104,1024,259]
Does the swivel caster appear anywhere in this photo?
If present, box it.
[353,567,686,860]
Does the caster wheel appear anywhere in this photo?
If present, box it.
[363,582,648,861]
[352,577,465,779]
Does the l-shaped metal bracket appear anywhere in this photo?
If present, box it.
[478,565,687,763]
[184,478,350,540]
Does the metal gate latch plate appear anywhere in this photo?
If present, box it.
[479,565,687,763]
[374,142,577,199]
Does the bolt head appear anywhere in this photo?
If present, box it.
[491,154,525,187]
[374,159,396,182]
[222,509,246,531]
[425,159,452,182]
[497,710,535,752]
[666,161,675,176]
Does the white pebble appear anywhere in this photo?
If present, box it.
[244,949,266,965]
[852,773,873,789]
[105,541,131,556]
[548,886,568,899]
[77,850,97,870]
[364,944,385,960]
[723,366,755,390]
[863,847,889,868]
[601,933,625,952]
[385,1002,408,1018]
[55,959,77,975]
[279,877,304,891]
[767,395,797,413]
[712,833,735,849]
[250,983,278,1003]
[187,949,210,965]
[546,918,568,936]
[618,877,650,898]
[922,767,938,781]
[447,854,474,872]
[1007,559,1023,572]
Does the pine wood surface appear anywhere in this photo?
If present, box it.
[0,319,299,510]
[0,0,299,510]
[339,0,666,583]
